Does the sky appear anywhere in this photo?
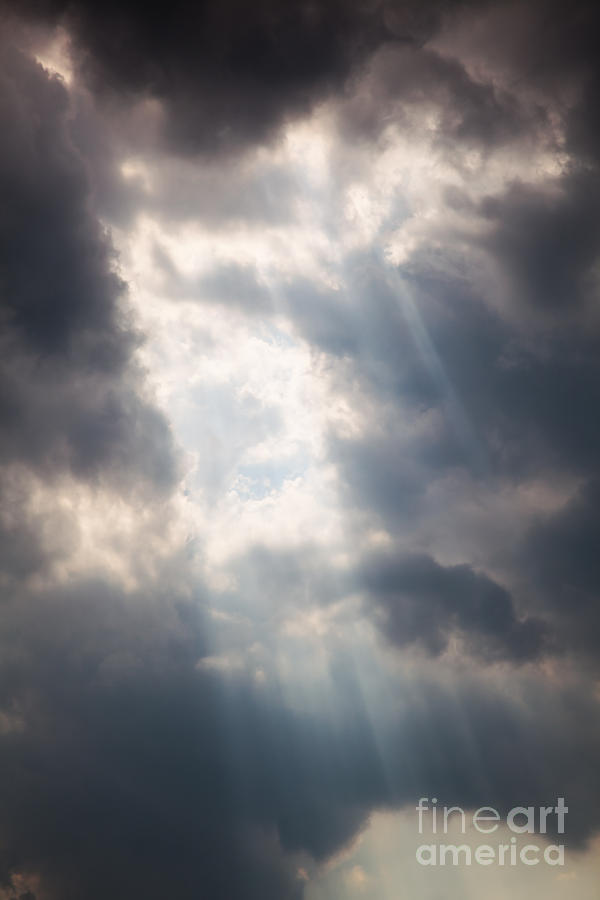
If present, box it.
[0,1,600,898]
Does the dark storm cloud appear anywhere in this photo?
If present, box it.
[6,0,600,163]
[479,170,600,315]
[0,43,176,489]
[0,571,379,899]
[0,44,126,360]
[4,0,393,156]
[0,577,599,900]
[2,2,600,898]
[360,550,548,661]
[8,0,528,159]
[519,479,600,661]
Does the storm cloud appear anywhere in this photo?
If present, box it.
[1,1,600,898]
[0,43,176,490]
[360,550,548,661]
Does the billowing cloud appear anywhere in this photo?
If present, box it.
[6,0,393,155]
[1,1,600,898]
[0,42,177,491]
[360,550,548,661]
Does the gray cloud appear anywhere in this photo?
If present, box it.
[337,41,543,150]
[2,1,600,897]
[518,480,600,662]
[0,576,598,900]
[437,0,600,163]
[479,171,600,315]
[6,0,394,156]
[0,44,177,491]
[312,244,600,500]
[360,550,548,661]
